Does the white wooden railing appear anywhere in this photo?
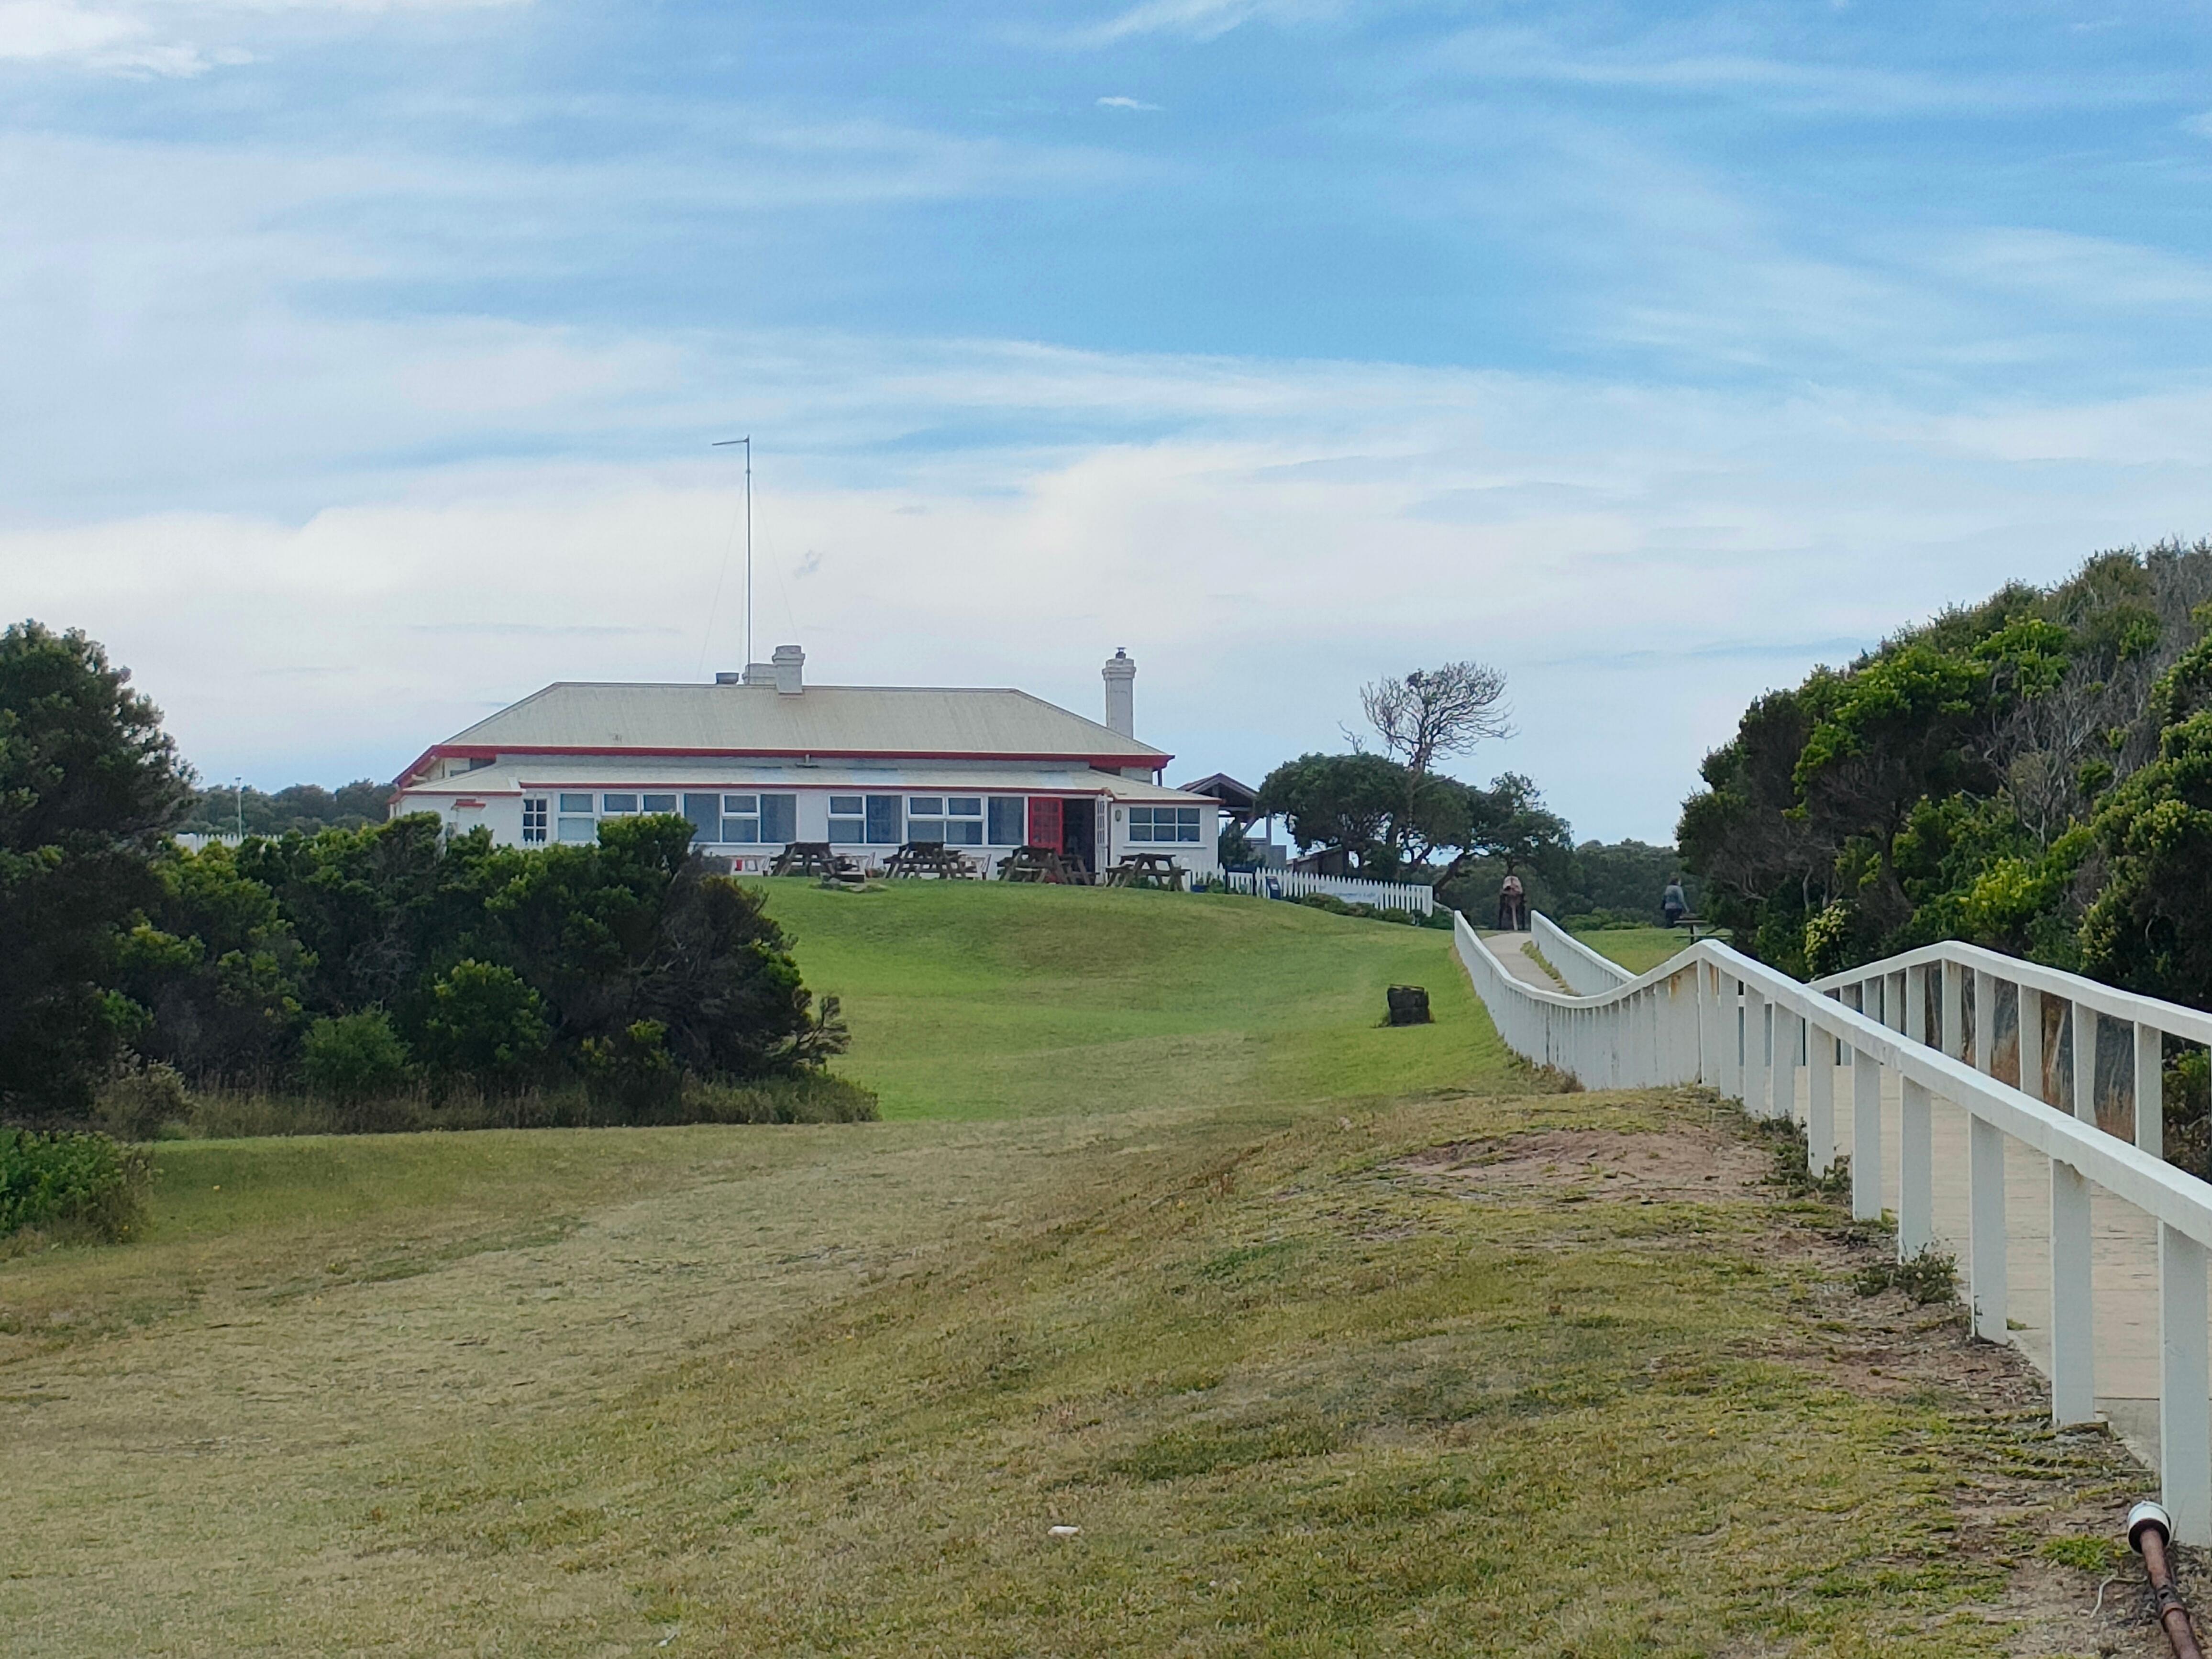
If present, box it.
[1222,868,1435,915]
[1456,911,2212,1541]
[1531,912,1633,995]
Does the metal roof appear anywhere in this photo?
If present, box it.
[432,682,1168,766]
[402,756,1217,804]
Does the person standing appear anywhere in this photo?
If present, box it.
[1497,872,1526,931]
[1662,874,1688,929]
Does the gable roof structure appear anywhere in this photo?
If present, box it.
[400,681,1169,787]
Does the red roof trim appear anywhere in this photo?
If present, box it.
[398,741,1170,787]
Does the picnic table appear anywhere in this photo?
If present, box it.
[1101,852,1186,892]
[883,841,978,879]
[996,845,1085,885]
[772,842,863,881]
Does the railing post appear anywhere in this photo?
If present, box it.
[2161,1223,2212,1544]
[2018,985,2044,1101]
[1779,1010,1803,1125]
[1745,988,1770,1117]
[1940,962,1964,1060]
[1905,963,1926,1045]
[1973,969,1997,1075]
[1968,1116,2006,1342]
[1695,962,1714,1086]
[1808,1019,1836,1175]
[2049,1159,2095,1425]
[2073,999,2098,1125]
[1716,973,1734,1106]
[2138,1021,2164,1158]
[1900,1077,1933,1259]
[1852,1045,1882,1223]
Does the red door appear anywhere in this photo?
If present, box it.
[1026,797,1061,850]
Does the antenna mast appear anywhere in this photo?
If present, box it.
[712,435,754,669]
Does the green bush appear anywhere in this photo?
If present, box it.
[682,1072,881,1124]
[581,1019,684,1122]
[93,1059,191,1141]
[421,961,551,1092]
[0,1128,150,1241]
[302,1010,411,1106]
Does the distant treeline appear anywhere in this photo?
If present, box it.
[177,780,389,838]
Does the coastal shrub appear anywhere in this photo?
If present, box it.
[302,1010,411,1107]
[0,1128,150,1241]
[93,1058,191,1141]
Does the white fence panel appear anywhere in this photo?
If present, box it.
[1532,911,1632,995]
[1455,909,2212,1543]
[1222,868,1435,915]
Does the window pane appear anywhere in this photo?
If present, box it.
[760,795,797,842]
[829,816,864,844]
[829,795,863,814]
[945,820,983,845]
[865,795,901,845]
[721,816,760,844]
[986,797,1023,845]
[559,793,593,813]
[601,793,637,813]
[908,796,943,816]
[909,818,945,843]
[557,816,597,843]
[683,795,720,841]
[722,795,758,814]
[947,797,982,816]
[642,794,677,813]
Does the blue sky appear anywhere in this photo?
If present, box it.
[8,1,2212,840]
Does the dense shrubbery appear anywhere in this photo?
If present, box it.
[1680,542,2212,1003]
[95,813,848,1122]
[0,1128,149,1241]
[0,619,856,1137]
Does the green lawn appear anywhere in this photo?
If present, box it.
[761,879,1498,1120]
[0,884,2136,1656]
[1569,924,1701,975]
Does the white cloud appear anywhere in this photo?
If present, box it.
[1096,94,1162,111]
[1065,0,1332,48]
[5,334,2201,840]
[0,0,523,77]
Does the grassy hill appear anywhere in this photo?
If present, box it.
[762,880,1497,1119]
[0,885,2139,1656]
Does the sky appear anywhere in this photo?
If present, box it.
[8,2,2212,841]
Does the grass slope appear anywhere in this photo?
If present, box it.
[0,886,2140,1656]
[1570,925,1697,976]
[762,880,1495,1119]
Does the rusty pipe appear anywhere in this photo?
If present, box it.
[2130,1501,2208,1659]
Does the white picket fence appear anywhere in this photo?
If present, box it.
[1222,867,1435,916]
[1456,911,2212,1541]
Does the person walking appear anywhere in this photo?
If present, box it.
[1496,872,1526,931]
[1661,874,1688,929]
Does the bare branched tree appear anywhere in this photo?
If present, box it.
[1360,662,1514,862]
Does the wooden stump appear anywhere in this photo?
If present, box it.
[1386,985,1432,1026]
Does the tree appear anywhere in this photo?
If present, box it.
[1360,662,1512,860]
[1253,753,1407,872]
[0,622,191,1123]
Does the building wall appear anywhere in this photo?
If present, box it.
[393,771,1219,878]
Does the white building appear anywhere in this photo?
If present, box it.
[390,647,1222,880]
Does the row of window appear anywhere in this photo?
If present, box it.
[520,793,1201,848]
